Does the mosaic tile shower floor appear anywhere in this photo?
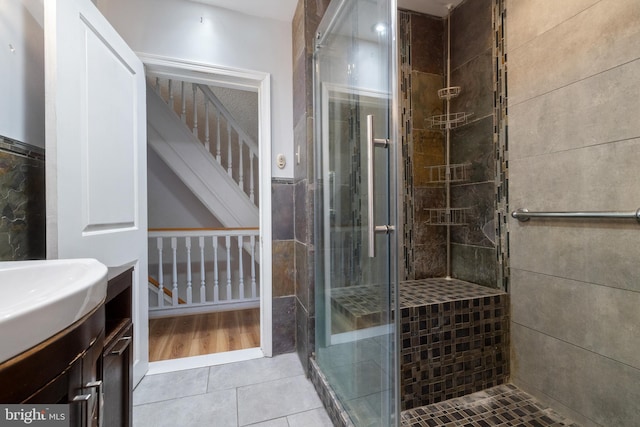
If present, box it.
[401,384,579,427]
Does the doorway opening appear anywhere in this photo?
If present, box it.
[141,55,273,372]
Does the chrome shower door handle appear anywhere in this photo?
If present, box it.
[367,114,392,258]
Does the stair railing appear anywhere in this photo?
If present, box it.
[150,76,259,206]
[148,227,260,318]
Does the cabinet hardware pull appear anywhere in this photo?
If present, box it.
[85,381,103,427]
[71,393,91,427]
[110,336,132,356]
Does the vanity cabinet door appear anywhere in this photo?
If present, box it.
[102,323,133,427]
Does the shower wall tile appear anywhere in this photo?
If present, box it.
[450,244,496,288]
[414,187,445,222]
[511,323,640,427]
[413,242,446,279]
[509,138,640,217]
[410,71,444,130]
[450,182,495,247]
[450,0,492,70]
[450,116,494,183]
[509,58,640,160]
[272,181,294,240]
[273,296,296,355]
[0,142,45,261]
[508,0,640,106]
[294,179,310,244]
[511,268,640,370]
[409,13,444,75]
[272,240,296,297]
[295,241,313,316]
[450,49,493,121]
[295,297,311,374]
[509,224,640,294]
[508,1,640,423]
[506,0,600,52]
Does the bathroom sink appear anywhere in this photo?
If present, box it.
[0,258,108,363]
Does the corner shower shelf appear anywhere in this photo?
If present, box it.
[424,163,471,184]
[424,208,469,226]
[427,112,473,130]
[437,86,461,100]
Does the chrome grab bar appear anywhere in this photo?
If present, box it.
[367,114,392,258]
[512,208,640,223]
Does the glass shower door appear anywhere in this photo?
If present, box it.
[314,0,398,425]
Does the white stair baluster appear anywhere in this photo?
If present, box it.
[249,153,255,203]
[225,235,232,300]
[168,79,174,107]
[215,109,221,163]
[238,138,244,192]
[186,237,192,305]
[237,236,244,300]
[157,237,164,307]
[204,101,210,152]
[212,236,219,302]
[199,236,206,304]
[250,235,257,298]
[192,84,198,136]
[171,237,178,306]
[180,81,186,123]
[227,126,233,177]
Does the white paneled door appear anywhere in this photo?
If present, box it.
[44,0,149,384]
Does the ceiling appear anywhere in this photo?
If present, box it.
[398,0,465,17]
[189,0,466,23]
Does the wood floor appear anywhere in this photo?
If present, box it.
[148,308,260,362]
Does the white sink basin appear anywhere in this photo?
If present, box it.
[0,259,108,363]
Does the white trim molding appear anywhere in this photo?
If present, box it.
[138,52,273,359]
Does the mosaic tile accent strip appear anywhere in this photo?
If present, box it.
[401,384,580,426]
[399,10,414,281]
[493,0,510,292]
[309,357,354,427]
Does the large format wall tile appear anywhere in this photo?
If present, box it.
[450,49,493,121]
[511,323,640,427]
[509,138,640,213]
[450,244,496,287]
[509,223,640,294]
[510,58,640,160]
[409,13,443,75]
[511,269,640,369]
[0,145,45,261]
[509,0,640,106]
[450,0,492,70]
[411,71,444,129]
[506,0,600,52]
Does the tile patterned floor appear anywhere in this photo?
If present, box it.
[401,384,580,427]
[133,353,334,427]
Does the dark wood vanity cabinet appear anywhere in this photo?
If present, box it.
[0,266,133,427]
[0,305,105,427]
[103,267,134,427]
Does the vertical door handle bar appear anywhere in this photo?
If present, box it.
[367,114,390,258]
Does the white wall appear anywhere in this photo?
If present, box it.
[98,0,294,178]
[147,148,222,228]
[0,0,45,147]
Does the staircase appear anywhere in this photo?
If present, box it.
[146,79,259,228]
[146,76,261,316]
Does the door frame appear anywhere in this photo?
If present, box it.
[139,53,273,367]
